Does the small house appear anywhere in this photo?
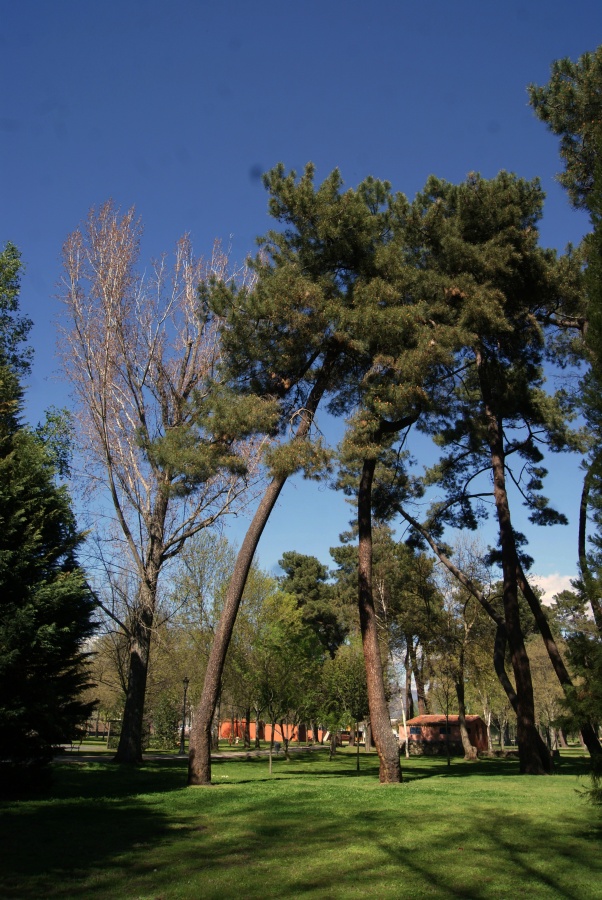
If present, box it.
[399,714,488,755]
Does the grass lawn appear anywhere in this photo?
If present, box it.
[0,748,599,899]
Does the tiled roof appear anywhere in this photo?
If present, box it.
[405,714,484,725]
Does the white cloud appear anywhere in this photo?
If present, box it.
[531,573,575,604]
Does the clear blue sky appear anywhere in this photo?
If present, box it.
[1,1,600,591]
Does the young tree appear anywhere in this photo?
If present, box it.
[278,551,348,658]
[320,640,369,770]
[60,203,276,763]
[0,244,96,791]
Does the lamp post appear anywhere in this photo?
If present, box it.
[179,677,190,755]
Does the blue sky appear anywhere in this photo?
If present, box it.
[1,1,600,591]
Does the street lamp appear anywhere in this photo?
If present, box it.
[179,676,190,755]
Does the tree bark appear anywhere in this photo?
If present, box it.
[404,649,415,721]
[113,610,152,763]
[455,677,478,760]
[517,563,602,757]
[578,462,602,633]
[477,354,551,774]
[244,706,251,749]
[358,457,402,783]
[188,376,330,785]
[409,640,428,715]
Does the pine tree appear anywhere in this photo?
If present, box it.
[0,244,96,792]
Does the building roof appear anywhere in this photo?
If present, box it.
[405,715,484,726]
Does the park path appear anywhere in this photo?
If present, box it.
[54,744,331,763]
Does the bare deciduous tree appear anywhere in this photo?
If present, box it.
[59,202,272,763]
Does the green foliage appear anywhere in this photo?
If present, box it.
[253,590,324,731]
[278,551,348,657]
[0,242,32,376]
[529,46,602,210]
[149,692,180,750]
[34,407,74,478]
[0,249,96,791]
[320,641,369,727]
[404,171,577,535]
[263,435,332,480]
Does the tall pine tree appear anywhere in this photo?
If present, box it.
[0,243,96,792]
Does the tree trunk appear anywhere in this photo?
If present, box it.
[114,605,153,764]
[517,563,602,758]
[254,721,261,748]
[244,706,251,749]
[358,457,402,783]
[485,709,493,754]
[404,648,415,721]
[188,475,287,784]
[280,720,291,759]
[409,640,428,715]
[578,463,602,633]
[478,354,551,775]
[329,731,337,759]
[455,679,478,760]
[188,377,330,786]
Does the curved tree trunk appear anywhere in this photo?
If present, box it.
[188,377,330,785]
[188,476,287,783]
[578,463,602,633]
[358,457,402,783]
[517,563,602,758]
[478,355,551,775]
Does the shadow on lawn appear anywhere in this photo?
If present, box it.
[1,754,598,899]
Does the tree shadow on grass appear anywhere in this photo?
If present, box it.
[0,790,175,898]
[372,806,602,900]
[2,755,599,899]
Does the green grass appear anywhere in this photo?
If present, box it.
[1,749,600,899]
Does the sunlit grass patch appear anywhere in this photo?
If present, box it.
[0,749,599,899]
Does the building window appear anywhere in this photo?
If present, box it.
[439,726,451,735]
[409,727,421,735]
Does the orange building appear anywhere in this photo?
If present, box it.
[219,720,324,743]
[400,714,488,755]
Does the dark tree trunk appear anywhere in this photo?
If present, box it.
[188,376,331,785]
[280,721,291,759]
[329,731,337,759]
[404,647,415,721]
[409,640,428,715]
[114,604,153,764]
[254,711,261,749]
[244,706,251,749]
[358,457,402,783]
[517,564,602,758]
[579,463,602,633]
[455,678,477,760]
[478,354,551,774]
[188,476,286,784]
